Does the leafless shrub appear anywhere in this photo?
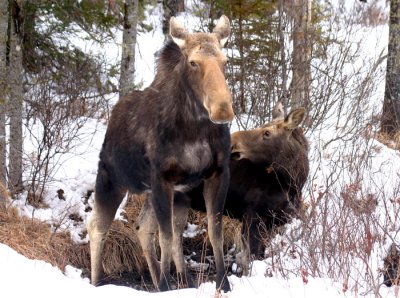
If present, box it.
[342,0,389,27]
[181,2,399,297]
[261,129,400,296]
[22,52,113,205]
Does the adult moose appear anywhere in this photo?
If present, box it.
[136,103,309,283]
[87,16,234,292]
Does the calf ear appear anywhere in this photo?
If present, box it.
[285,107,306,129]
[213,15,231,47]
[170,17,188,48]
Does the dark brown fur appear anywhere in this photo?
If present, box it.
[209,107,309,258]
[87,16,233,292]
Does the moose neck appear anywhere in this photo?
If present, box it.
[160,77,213,139]
[152,42,214,135]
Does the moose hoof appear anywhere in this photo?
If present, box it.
[219,280,231,293]
[157,277,172,292]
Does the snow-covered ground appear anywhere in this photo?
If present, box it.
[3,242,391,298]
[2,1,400,297]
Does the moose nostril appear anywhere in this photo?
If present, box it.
[208,100,234,124]
[230,144,241,160]
[231,142,238,152]
[220,102,228,110]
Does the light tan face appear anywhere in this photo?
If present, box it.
[231,108,306,161]
[169,16,234,124]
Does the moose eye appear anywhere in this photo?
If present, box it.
[189,61,198,68]
[263,130,271,138]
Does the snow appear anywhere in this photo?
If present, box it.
[1,242,377,298]
[2,0,400,297]
[183,223,206,238]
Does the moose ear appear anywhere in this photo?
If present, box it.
[212,15,231,47]
[169,17,188,48]
[285,107,306,129]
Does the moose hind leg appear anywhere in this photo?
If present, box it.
[135,195,160,288]
[172,192,194,288]
[87,168,125,286]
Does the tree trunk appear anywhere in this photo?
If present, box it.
[8,0,24,195]
[290,0,312,110]
[119,0,139,98]
[0,0,8,207]
[237,0,246,113]
[162,0,185,35]
[381,0,400,138]
[279,0,288,116]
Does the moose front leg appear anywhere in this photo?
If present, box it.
[242,209,263,259]
[240,209,263,276]
[203,170,231,292]
[171,192,195,288]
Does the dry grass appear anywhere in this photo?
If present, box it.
[0,206,74,270]
[377,131,400,151]
[127,193,243,255]
[102,220,147,278]
[222,216,243,251]
[0,193,245,288]
[184,208,243,253]
[0,198,147,281]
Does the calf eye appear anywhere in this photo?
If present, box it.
[263,130,271,138]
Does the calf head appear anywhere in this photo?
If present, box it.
[169,16,234,124]
[231,106,306,163]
